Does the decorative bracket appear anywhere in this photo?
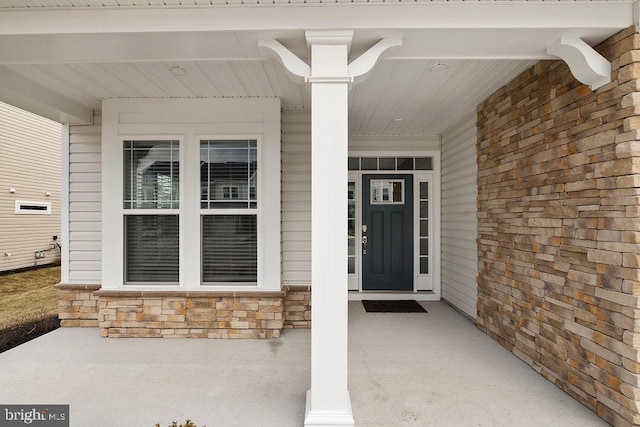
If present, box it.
[258,34,401,87]
[546,37,611,91]
[348,38,402,84]
[257,38,310,85]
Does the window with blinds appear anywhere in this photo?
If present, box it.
[200,140,257,209]
[201,140,258,285]
[202,215,257,282]
[125,215,179,283]
[123,140,180,284]
[124,140,179,209]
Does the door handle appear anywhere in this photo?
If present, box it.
[362,235,368,254]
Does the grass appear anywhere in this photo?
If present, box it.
[0,266,61,353]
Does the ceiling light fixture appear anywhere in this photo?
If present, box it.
[170,66,187,77]
[430,63,448,74]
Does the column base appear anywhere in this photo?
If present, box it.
[304,390,355,427]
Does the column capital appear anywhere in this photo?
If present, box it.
[258,31,401,86]
[305,76,353,84]
[305,30,354,49]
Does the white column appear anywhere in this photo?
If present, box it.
[258,30,400,426]
[304,31,355,427]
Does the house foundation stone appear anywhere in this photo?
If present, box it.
[283,285,312,329]
[95,291,285,339]
[58,286,312,337]
[55,284,101,327]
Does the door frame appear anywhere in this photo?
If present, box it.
[347,150,441,301]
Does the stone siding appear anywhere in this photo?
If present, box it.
[96,291,285,339]
[477,27,640,426]
[58,286,312,337]
[283,285,311,328]
[55,284,101,327]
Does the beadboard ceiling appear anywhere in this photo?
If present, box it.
[3,58,533,136]
[0,1,632,135]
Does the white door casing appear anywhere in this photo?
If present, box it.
[347,151,441,300]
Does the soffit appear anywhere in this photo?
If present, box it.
[3,57,533,136]
[0,2,632,134]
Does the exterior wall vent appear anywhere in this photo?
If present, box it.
[15,200,52,215]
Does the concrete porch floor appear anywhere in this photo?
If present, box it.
[0,301,607,427]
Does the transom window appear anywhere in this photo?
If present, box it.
[348,156,433,171]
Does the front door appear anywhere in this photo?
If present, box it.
[362,174,413,291]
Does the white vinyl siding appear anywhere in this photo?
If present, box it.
[0,101,62,272]
[281,109,311,285]
[441,113,478,319]
[67,110,102,283]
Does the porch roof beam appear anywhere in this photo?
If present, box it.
[0,66,92,124]
[0,27,627,66]
[0,3,632,35]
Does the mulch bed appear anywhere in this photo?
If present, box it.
[0,315,60,354]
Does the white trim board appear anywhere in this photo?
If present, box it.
[61,124,70,283]
[0,4,632,35]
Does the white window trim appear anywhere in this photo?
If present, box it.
[15,200,52,215]
[101,98,281,292]
[414,172,433,292]
[61,124,71,284]
[347,172,360,292]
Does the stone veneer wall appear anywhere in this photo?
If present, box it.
[59,287,312,336]
[477,27,640,426]
[55,284,101,327]
[96,291,285,338]
[283,285,312,328]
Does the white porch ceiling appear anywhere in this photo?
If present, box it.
[3,58,533,136]
[0,1,633,135]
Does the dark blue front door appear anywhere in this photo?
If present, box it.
[362,174,413,291]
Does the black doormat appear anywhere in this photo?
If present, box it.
[362,300,427,313]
